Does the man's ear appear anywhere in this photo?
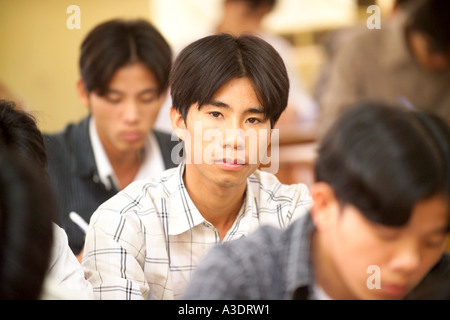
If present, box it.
[310,182,340,231]
[170,106,187,141]
[76,78,90,107]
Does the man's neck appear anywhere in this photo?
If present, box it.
[183,167,247,240]
[103,143,143,190]
[311,231,355,300]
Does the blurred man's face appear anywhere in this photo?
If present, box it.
[315,192,448,300]
[84,62,166,157]
[408,30,450,72]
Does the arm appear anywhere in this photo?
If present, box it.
[82,206,149,300]
[46,224,94,299]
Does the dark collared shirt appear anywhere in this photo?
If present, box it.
[43,116,179,254]
[183,213,450,300]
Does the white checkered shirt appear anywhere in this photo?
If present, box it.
[82,163,312,300]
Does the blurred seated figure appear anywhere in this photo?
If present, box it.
[0,99,93,299]
[43,19,178,257]
[0,149,55,300]
[183,101,450,300]
[317,0,450,136]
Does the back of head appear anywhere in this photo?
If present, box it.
[406,0,450,52]
[0,149,56,299]
[79,18,172,96]
[315,101,450,227]
[170,33,289,127]
[0,100,47,171]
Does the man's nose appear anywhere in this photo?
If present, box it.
[223,118,245,150]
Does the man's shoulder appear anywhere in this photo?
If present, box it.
[43,116,90,152]
[202,215,310,286]
[250,170,312,203]
[97,166,180,212]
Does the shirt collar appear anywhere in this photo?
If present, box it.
[89,117,115,190]
[165,163,255,238]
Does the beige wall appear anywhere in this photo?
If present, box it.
[0,0,151,133]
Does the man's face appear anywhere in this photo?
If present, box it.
[87,62,166,157]
[324,194,448,300]
[179,77,273,190]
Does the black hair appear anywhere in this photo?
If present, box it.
[0,150,56,299]
[80,18,172,96]
[227,0,277,10]
[315,101,450,227]
[406,0,450,52]
[170,33,289,128]
[0,100,47,171]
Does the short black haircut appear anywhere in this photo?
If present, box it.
[80,19,172,96]
[315,101,450,227]
[406,0,450,52]
[0,100,47,171]
[170,33,289,128]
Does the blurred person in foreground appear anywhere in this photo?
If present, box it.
[0,149,55,300]
[43,19,178,258]
[0,100,93,299]
[183,101,450,300]
[318,0,450,136]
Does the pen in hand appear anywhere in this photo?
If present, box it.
[69,211,89,234]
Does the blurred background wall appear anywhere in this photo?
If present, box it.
[0,0,394,134]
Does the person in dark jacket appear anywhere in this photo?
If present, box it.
[44,19,179,257]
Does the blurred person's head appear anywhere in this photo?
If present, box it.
[77,19,172,157]
[311,101,449,299]
[0,100,47,173]
[0,149,56,299]
[405,0,450,71]
[170,33,288,189]
[218,0,277,35]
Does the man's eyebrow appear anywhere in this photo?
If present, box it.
[207,100,264,114]
[246,107,264,114]
[105,88,123,95]
[208,100,229,108]
[426,225,450,236]
[106,88,158,95]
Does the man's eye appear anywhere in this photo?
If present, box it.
[105,95,121,104]
[140,94,157,104]
[209,112,223,118]
[247,118,261,124]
